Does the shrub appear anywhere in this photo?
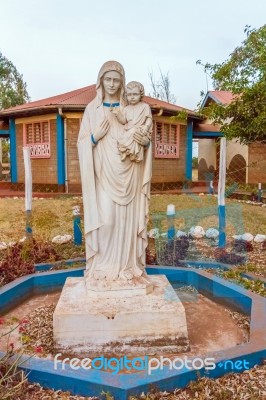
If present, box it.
[0,240,60,287]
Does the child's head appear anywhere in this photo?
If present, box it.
[126,81,144,105]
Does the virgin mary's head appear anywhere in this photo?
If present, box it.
[96,60,126,106]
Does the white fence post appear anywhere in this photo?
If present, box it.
[23,147,33,238]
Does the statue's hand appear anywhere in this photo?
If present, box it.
[110,107,119,116]
[94,119,110,142]
[139,125,149,135]
[133,131,150,147]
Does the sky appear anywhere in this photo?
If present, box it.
[1,0,265,110]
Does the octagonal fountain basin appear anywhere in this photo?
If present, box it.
[0,265,266,400]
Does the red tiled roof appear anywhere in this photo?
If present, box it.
[2,85,96,112]
[0,85,196,116]
[208,91,235,105]
[142,95,192,113]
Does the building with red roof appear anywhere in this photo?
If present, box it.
[0,86,264,192]
[201,91,235,106]
[197,91,266,184]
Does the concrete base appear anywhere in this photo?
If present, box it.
[53,275,189,355]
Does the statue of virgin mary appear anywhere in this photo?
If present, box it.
[78,61,152,283]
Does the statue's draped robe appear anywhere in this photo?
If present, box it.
[78,98,152,280]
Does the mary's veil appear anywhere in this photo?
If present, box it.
[95,60,126,107]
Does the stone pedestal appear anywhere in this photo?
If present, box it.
[85,273,154,298]
[53,275,189,355]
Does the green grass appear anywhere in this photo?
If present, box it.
[1,195,265,242]
[0,197,83,242]
[149,194,266,235]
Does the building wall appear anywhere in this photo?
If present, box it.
[151,119,186,183]
[226,139,248,167]
[66,114,82,192]
[198,139,216,181]
[248,142,266,183]
[16,115,57,184]
[226,139,248,183]
[198,139,216,169]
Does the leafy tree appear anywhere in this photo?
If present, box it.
[1,139,10,163]
[0,52,30,109]
[192,157,198,169]
[148,68,176,104]
[197,25,266,144]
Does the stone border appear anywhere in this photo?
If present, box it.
[179,260,266,288]
[0,266,266,399]
[0,268,85,313]
[35,258,86,272]
[240,272,266,287]
[179,260,231,270]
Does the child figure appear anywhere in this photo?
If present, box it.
[114,81,152,162]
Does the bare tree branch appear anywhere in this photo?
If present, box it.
[148,67,176,104]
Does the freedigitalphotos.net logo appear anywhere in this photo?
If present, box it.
[54,354,250,375]
[54,354,217,375]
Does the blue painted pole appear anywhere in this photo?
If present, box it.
[26,210,33,237]
[218,205,226,247]
[56,114,65,186]
[73,206,82,245]
[167,204,175,241]
[9,118,17,183]
[185,120,193,181]
[218,138,226,248]
[23,147,33,239]
[73,216,82,245]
